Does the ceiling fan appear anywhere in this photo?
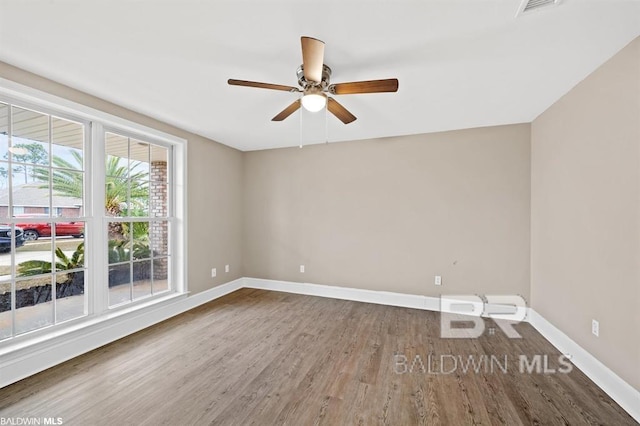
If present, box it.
[228,36,399,124]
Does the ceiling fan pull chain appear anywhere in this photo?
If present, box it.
[325,105,328,144]
[299,99,303,149]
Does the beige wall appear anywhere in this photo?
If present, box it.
[0,61,244,294]
[244,124,531,299]
[531,38,640,390]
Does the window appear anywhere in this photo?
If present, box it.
[0,102,87,339]
[0,93,185,343]
[105,132,171,307]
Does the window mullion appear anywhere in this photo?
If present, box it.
[48,114,56,326]
[8,104,16,338]
[90,122,107,315]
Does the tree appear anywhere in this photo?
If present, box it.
[4,143,48,183]
[34,152,149,237]
[0,166,7,188]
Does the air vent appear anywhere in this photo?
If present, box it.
[516,0,561,16]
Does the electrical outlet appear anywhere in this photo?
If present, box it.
[225,264,229,273]
[211,268,217,278]
[435,275,442,286]
[592,319,599,337]
[300,265,305,273]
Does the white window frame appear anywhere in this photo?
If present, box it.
[0,77,188,347]
[100,125,178,311]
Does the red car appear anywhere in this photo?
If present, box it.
[14,215,84,241]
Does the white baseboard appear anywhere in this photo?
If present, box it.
[0,278,243,389]
[528,309,640,422]
[243,277,441,311]
[245,278,528,319]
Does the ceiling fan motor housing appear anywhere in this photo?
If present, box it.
[297,64,332,90]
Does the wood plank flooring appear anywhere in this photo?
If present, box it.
[0,289,636,425]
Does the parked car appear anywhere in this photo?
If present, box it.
[0,225,25,252]
[14,215,84,241]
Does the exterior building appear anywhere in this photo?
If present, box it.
[0,183,82,217]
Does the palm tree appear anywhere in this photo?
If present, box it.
[34,152,149,237]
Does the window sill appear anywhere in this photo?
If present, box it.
[0,291,188,360]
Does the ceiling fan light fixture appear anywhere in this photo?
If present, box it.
[301,87,327,112]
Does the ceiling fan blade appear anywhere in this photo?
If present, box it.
[228,79,300,93]
[329,79,399,95]
[272,99,301,121]
[327,98,357,124]
[301,36,325,83]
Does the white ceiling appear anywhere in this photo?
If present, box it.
[0,1,638,151]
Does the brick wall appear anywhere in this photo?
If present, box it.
[150,161,168,279]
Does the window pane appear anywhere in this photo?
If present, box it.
[12,107,49,144]
[105,133,129,178]
[16,229,52,274]
[150,183,168,217]
[0,228,13,281]
[0,161,9,220]
[0,224,25,258]
[105,178,128,218]
[55,270,85,323]
[129,161,149,186]
[14,218,53,245]
[11,108,50,185]
[109,263,131,307]
[133,260,151,300]
[0,280,11,339]
[54,225,85,271]
[108,234,130,264]
[52,117,83,170]
[153,257,169,294]
[14,171,51,220]
[151,220,169,256]
[150,145,168,182]
[15,276,54,335]
[50,170,83,217]
[0,103,9,164]
[131,221,150,260]
[130,139,150,174]
[9,143,49,169]
[129,179,149,216]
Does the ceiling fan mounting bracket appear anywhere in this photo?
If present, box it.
[297,64,332,90]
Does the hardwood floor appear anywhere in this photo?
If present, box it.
[0,288,636,425]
